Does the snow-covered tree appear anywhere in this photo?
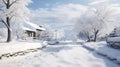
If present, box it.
[92,1,120,41]
[93,1,120,31]
[74,9,102,42]
[53,30,65,40]
[0,28,7,40]
[75,1,120,42]
[0,0,32,42]
[39,30,54,41]
[12,22,24,39]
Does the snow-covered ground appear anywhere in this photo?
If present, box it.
[0,41,43,54]
[0,41,119,67]
[83,41,120,64]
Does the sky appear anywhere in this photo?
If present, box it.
[28,0,91,9]
[28,0,120,27]
[28,0,92,29]
[27,0,120,39]
[27,0,94,39]
[28,0,120,9]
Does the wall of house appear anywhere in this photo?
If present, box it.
[36,30,42,38]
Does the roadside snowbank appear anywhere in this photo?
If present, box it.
[0,41,43,55]
[0,44,119,67]
[0,41,119,67]
[83,42,120,63]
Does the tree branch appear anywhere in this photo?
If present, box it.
[7,9,14,17]
[9,0,19,7]
[9,15,14,21]
[2,0,7,6]
[0,19,10,29]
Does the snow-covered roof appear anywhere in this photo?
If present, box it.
[23,22,46,31]
[22,27,36,31]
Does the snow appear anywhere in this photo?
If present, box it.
[0,41,43,55]
[0,28,7,41]
[0,0,119,66]
[0,41,119,67]
[107,37,120,42]
[83,41,120,63]
[22,26,36,31]
[24,21,46,31]
[47,40,59,45]
[111,27,120,36]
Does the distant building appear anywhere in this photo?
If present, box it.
[22,22,46,39]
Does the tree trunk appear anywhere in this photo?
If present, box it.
[93,30,99,42]
[7,27,11,42]
[6,17,11,42]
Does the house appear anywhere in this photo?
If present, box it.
[22,22,46,39]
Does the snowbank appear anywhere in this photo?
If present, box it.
[0,41,119,67]
[83,42,120,63]
[0,41,43,55]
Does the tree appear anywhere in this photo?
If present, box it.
[39,30,54,41]
[0,0,32,42]
[74,1,120,42]
[76,3,116,42]
[91,1,120,41]
[74,9,100,42]
[0,28,7,40]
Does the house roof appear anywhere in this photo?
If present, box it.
[22,21,46,31]
[22,27,36,31]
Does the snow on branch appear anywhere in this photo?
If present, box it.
[2,0,7,6]
[0,19,10,29]
[9,0,20,7]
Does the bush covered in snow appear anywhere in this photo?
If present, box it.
[106,27,120,49]
[39,30,54,41]
[109,27,120,37]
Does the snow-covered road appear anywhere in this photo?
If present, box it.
[0,42,119,67]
